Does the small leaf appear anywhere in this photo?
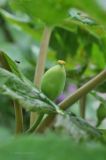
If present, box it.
[0,51,33,85]
[0,50,22,78]
[96,103,106,127]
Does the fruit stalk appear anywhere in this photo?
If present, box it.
[14,101,23,134]
[79,95,87,119]
[30,26,52,126]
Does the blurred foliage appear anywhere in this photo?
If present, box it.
[0,131,105,160]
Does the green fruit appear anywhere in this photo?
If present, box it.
[41,60,66,100]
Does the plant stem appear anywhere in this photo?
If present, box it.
[59,69,106,109]
[36,114,56,133]
[37,69,106,132]
[33,27,52,87]
[14,101,23,134]
[79,95,87,119]
[30,26,52,126]
[26,114,44,134]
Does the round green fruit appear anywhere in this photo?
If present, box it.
[41,60,66,100]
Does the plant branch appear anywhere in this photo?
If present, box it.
[59,69,106,109]
[30,26,53,126]
[14,101,24,134]
[37,69,106,132]
[79,95,87,119]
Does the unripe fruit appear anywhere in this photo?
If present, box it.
[41,60,66,100]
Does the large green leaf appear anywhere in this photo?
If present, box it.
[1,0,105,48]
[10,0,106,27]
[8,0,106,54]
[10,0,71,26]
[0,67,59,113]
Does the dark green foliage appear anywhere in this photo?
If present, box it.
[50,28,79,60]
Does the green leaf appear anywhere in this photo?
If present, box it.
[0,67,58,113]
[58,6,106,39]
[0,50,23,78]
[50,28,79,59]
[10,0,71,26]
[0,50,32,84]
[60,15,106,39]
[0,9,43,39]
[96,103,106,127]
[95,81,106,93]
[10,0,106,27]
[6,1,106,42]
[91,44,106,69]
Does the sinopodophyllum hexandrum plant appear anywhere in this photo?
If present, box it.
[0,0,106,139]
